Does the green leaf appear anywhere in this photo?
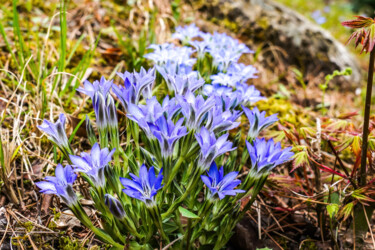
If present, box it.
[178,206,200,219]
[327,204,339,219]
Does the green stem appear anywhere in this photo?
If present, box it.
[185,219,192,250]
[148,206,169,243]
[71,203,123,248]
[360,49,375,186]
[162,168,203,219]
[165,156,184,191]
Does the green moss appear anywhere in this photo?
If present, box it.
[221,18,239,33]
[59,236,83,250]
[48,208,61,230]
[22,221,34,232]
[256,97,311,127]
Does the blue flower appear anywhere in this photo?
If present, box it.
[77,76,113,99]
[69,143,115,187]
[210,49,241,71]
[195,127,236,170]
[156,60,194,79]
[77,77,117,133]
[133,67,156,100]
[242,106,278,140]
[156,61,197,90]
[127,97,164,137]
[227,63,258,83]
[203,84,242,110]
[245,138,294,172]
[235,83,265,105]
[106,94,118,129]
[168,74,205,95]
[214,94,242,111]
[177,91,215,130]
[150,116,188,158]
[205,32,253,70]
[145,43,176,65]
[211,73,241,87]
[311,10,326,25]
[189,40,209,59]
[161,96,181,119]
[93,92,108,131]
[203,84,233,97]
[172,23,200,43]
[36,164,78,206]
[145,44,196,66]
[104,194,126,219]
[201,163,245,200]
[120,164,163,206]
[38,113,71,155]
[206,107,241,133]
[112,68,155,112]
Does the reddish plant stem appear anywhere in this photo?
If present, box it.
[360,49,375,187]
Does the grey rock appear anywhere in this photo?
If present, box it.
[194,0,362,89]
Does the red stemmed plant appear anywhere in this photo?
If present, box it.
[342,16,375,187]
[342,15,375,245]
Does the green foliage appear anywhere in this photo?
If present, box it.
[58,236,82,250]
[179,206,200,219]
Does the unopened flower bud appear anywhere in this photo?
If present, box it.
[104,194,126,219]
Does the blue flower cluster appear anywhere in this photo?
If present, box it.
[35,23,294,247]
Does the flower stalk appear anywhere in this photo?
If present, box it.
[360,49,375,186]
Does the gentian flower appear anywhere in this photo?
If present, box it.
[168,74,205,95]
[208,32,253,56]
[120,164,163,206]
[203,84,234,97]
[246,138,294,172]
[38,113,71,156]
[104,194,126,219]
[93,92,107,131]
[206,107,241,133]
[77,77,117,142]
[206,32,253,70]
[144,43,176,65]
[189,40,209,59]
[203,85,242,110]
[133,67,156,99]
[195,127,236,170]
[156,61,197,90]
[172,23,200,43]
[112,68,155,112]
[145,44,196,66]
[226,63,258,83]
[127,97,164,137]
[201,162,245,200]
[69,143,115,187]
[214,93,242,111]
[161,96,181,119]
[177,91,215,130]
[242,106,278,140]
[106,95,118,129]
[77,76,113,99]
[235,83,265,105]
[150,117,188,158]
[210,49,241,71]
[211,73,241,87]
[36,164,78,206]
[156,60,194,79]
